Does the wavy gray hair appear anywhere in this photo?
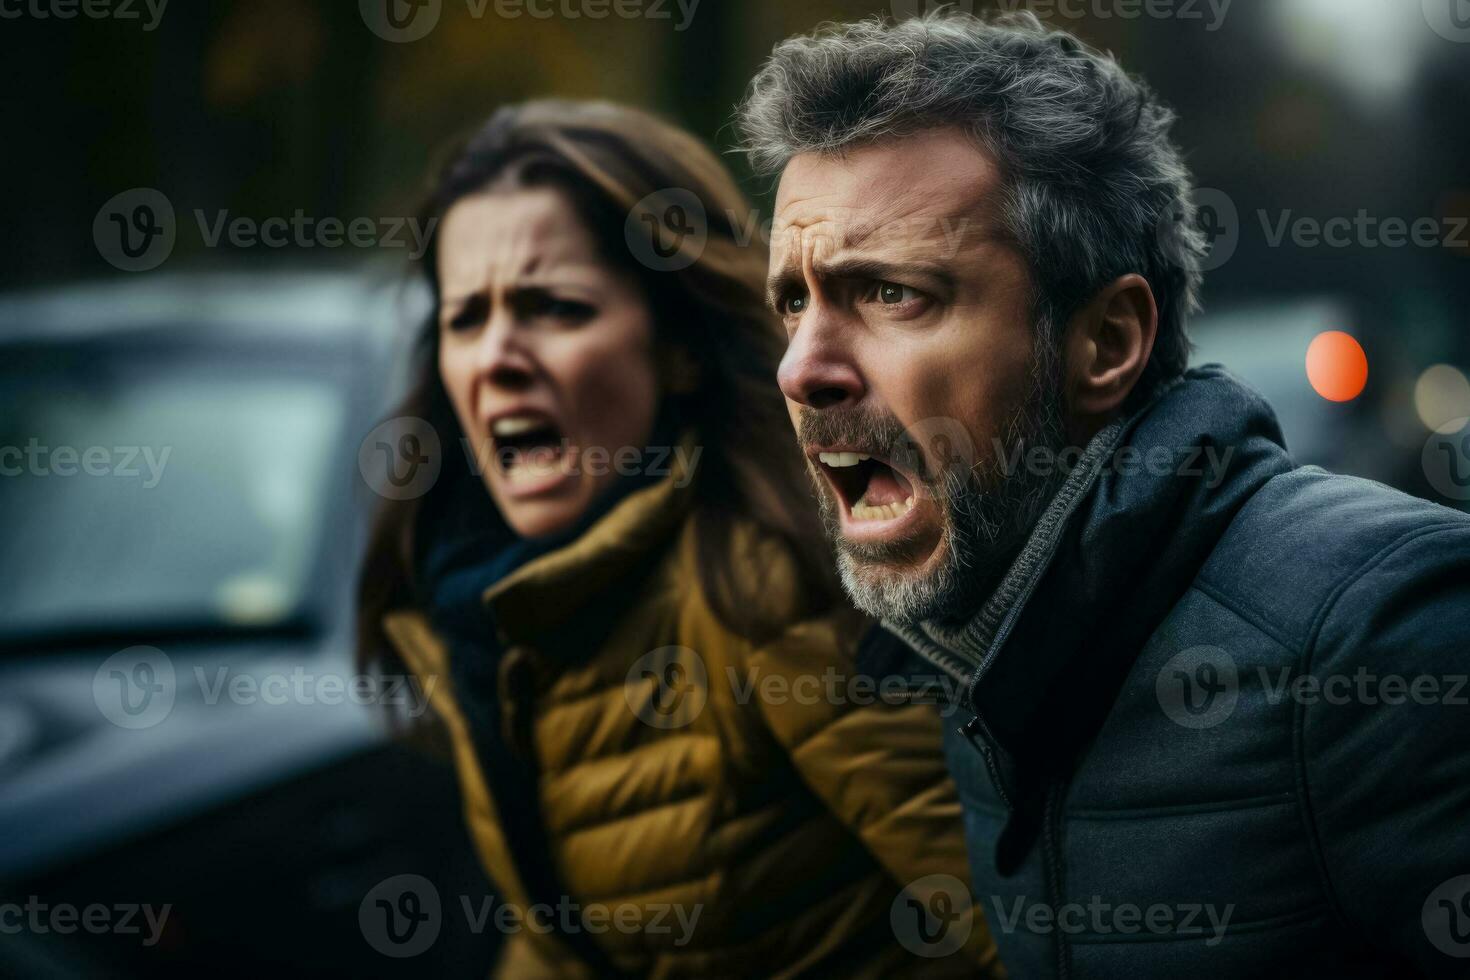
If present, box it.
[736,10,1205,400]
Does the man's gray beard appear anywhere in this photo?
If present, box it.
[811,334,1069,626]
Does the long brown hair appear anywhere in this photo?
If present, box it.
[357,99,839,674]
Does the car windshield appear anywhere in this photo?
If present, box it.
[0,339,348,643]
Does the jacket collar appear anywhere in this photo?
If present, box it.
[888,366,1296,762]
[481,431,700,643]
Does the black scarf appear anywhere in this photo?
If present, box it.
[413,412,678,974]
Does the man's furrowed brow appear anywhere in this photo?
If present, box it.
[766,263,803,311]
[812,256,956,291]
[766,255,960,309]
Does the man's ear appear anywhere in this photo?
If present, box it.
[1062,273,1159,426]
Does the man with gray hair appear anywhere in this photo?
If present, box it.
[738,11,1470,977]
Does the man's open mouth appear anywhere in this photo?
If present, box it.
[490,412,569,487]
[814,449,919,523]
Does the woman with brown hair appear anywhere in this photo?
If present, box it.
[357,100,1000,978]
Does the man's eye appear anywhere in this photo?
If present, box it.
[781,293,808,315]
[875,282,917,305]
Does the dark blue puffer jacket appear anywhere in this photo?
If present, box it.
[884,366,1470,978]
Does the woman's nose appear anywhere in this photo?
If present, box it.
[474,313,536,390]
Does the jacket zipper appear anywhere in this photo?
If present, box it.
[960,715,1014,811]
[1042,779,1070,980]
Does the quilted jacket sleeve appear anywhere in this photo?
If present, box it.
[745,616,1005,977]
[1303,520,1470,977]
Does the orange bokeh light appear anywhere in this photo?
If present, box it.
[1306,331,1368,402]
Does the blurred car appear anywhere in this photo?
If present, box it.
[0,270,495,978]
[1189,297,1355,465]
[1189,294,1456,502]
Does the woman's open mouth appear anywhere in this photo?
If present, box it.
[489,411,573,497]
[813,447,933,543]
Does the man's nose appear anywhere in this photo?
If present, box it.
[776,306,865,410]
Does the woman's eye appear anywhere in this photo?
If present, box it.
[526,295,596,324]
[445,296,488,331]
[546,299,594,320]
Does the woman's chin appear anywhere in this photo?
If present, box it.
[488,475,589,539]
[500,502,582,539]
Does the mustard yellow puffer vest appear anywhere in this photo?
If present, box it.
[383,455,1003,978]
